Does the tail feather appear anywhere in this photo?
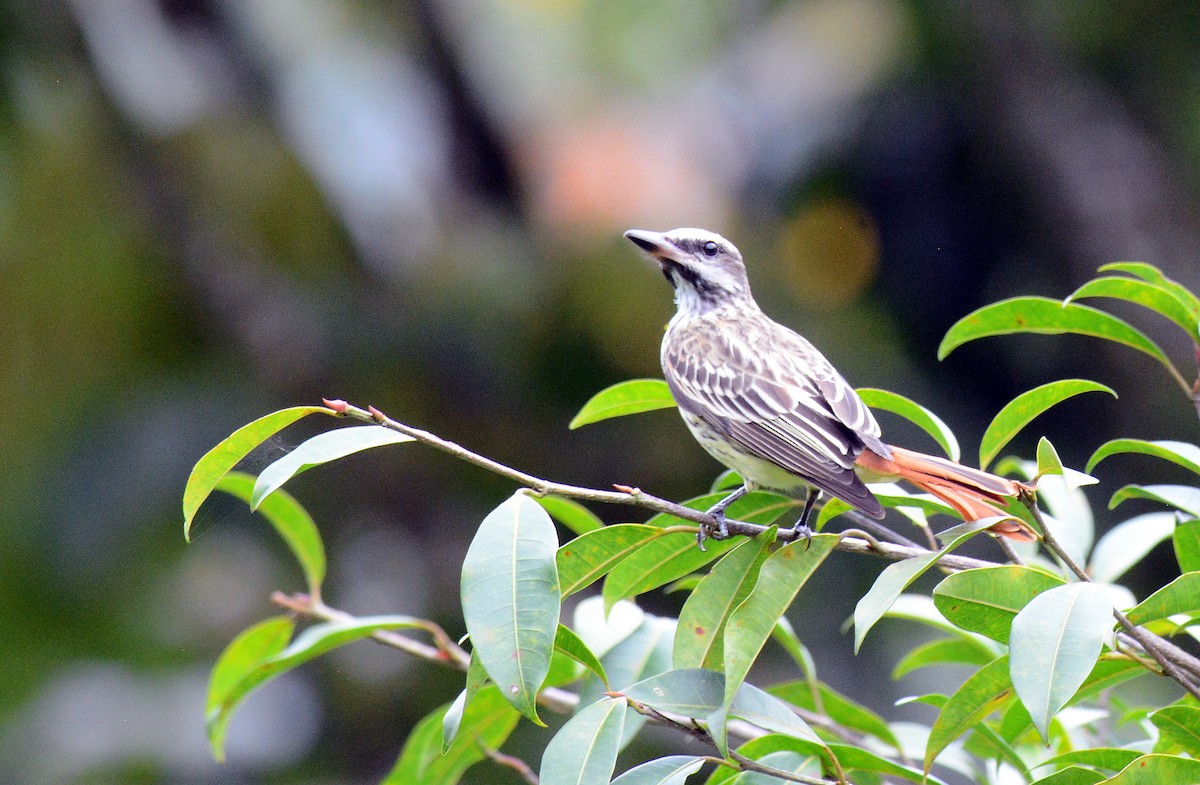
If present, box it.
[856,445,1038,542]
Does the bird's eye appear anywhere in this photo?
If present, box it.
[702,241,719,257]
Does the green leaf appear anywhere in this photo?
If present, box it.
[1109,484,1200,517]
[857,387,960,461]
[386,686,520,785]
[1087,439,1200,477]
[537,495,605,535]
[1065,276,1200,340]
[924,655,1015,773]
[461,492,560,724]
[554,623,607,685]
[892,637,997,679]
[214,472,326,596]
[769,680,899,749]
[251,425,414,509]
[610,756,706,785]
[731,682,822,743]
[569,379,675,429]
[854,519,997,652]
[539,697,627,785]
[1151,706,1200,756]
[674,529,774,670]
[978,380,1116,470]
[1100,261,1200,338]
[1036,437,1099,493]
[1176,520,1200,573]
[623,668,724,716]
[1039,747,1141,773]
[710,469,744,492]
[210,615,427,760]
[1088,512,1177,584]
[206,616,295,761]
[938,296,1177,375]
[933,566,1066,644]
[182,405,332,540]
[1103,754,1200,784]
[604,493,792,611]
[1127,573,1200,625]
[442,651,488,751]
[1009,582,1114,741]
[557,524,662,598]
[1029,765,1105,785]
[576,614,675,737]
[723,535,837,710]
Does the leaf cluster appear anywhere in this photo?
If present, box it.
[182,262,1200,784]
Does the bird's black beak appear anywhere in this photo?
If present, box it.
[624,229,681,260]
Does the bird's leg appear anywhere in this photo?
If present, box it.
[700,484,748,548]
[785,488,820,548]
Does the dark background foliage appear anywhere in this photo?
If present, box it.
[2,1,1198,782]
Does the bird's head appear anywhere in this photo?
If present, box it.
[624,228,752,313]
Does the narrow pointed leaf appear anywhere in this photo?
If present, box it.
[214,472,325,595]
[854,519,996,652]
[1087,439,1200,477]
[183,405,332,540]
[604,493,792,610]
[441,651,488,751]
[557,524,662,598]
[538,495,605,535]
[554,623,607,685]
[1109,484,1200,517]
[209,615,426,760]
[251,425,414,509]
[569,379,676,429]
[924,655,1015,774]
[386,686,520,785]
[674,528,774,670]
[723,535,837,709]
[933,566,1066,644]
[892,637,997,678]
[539,697,627,785]
[1030,766,1105,785]
[938,296,1176,374]
[710,469,744,492]
[461,492,560,724]
[731,682,822,743]
[1089,512,1177,584]
[1175,520,1200,573]
[1126,573,1200,625]
[1065,276,1200,339]
[1036,437,1099,493]
[1103,754,1200,783]
[1100,261,1200,336]
[1010,582,1114,741]
[1039,748,1141,773]
[206,616,295,761]
[978,380,1115,470]
[857,387,960,461]
[576,615,675,744]
[610,756,706,785]
[1150,705,1200,756]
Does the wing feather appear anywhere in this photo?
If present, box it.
[663,313,887,517]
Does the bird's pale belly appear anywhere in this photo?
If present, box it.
[679,410,813,497]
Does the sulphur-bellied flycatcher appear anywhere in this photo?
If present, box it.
[625,227,1034,543]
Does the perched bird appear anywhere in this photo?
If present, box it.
[624,227,1035,544]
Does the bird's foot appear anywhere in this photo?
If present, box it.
[787,523,813,550]
[698,485,746,551]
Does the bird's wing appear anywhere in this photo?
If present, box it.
[663,316,885,515]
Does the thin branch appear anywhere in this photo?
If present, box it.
[326,400,1000,572]
[481,743,540,785]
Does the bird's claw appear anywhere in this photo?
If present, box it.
[697,511,731,552]
[790,523,813,550]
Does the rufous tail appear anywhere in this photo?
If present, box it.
[856,445,1038,542]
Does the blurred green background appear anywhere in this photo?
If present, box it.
[3,1,1200,782]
